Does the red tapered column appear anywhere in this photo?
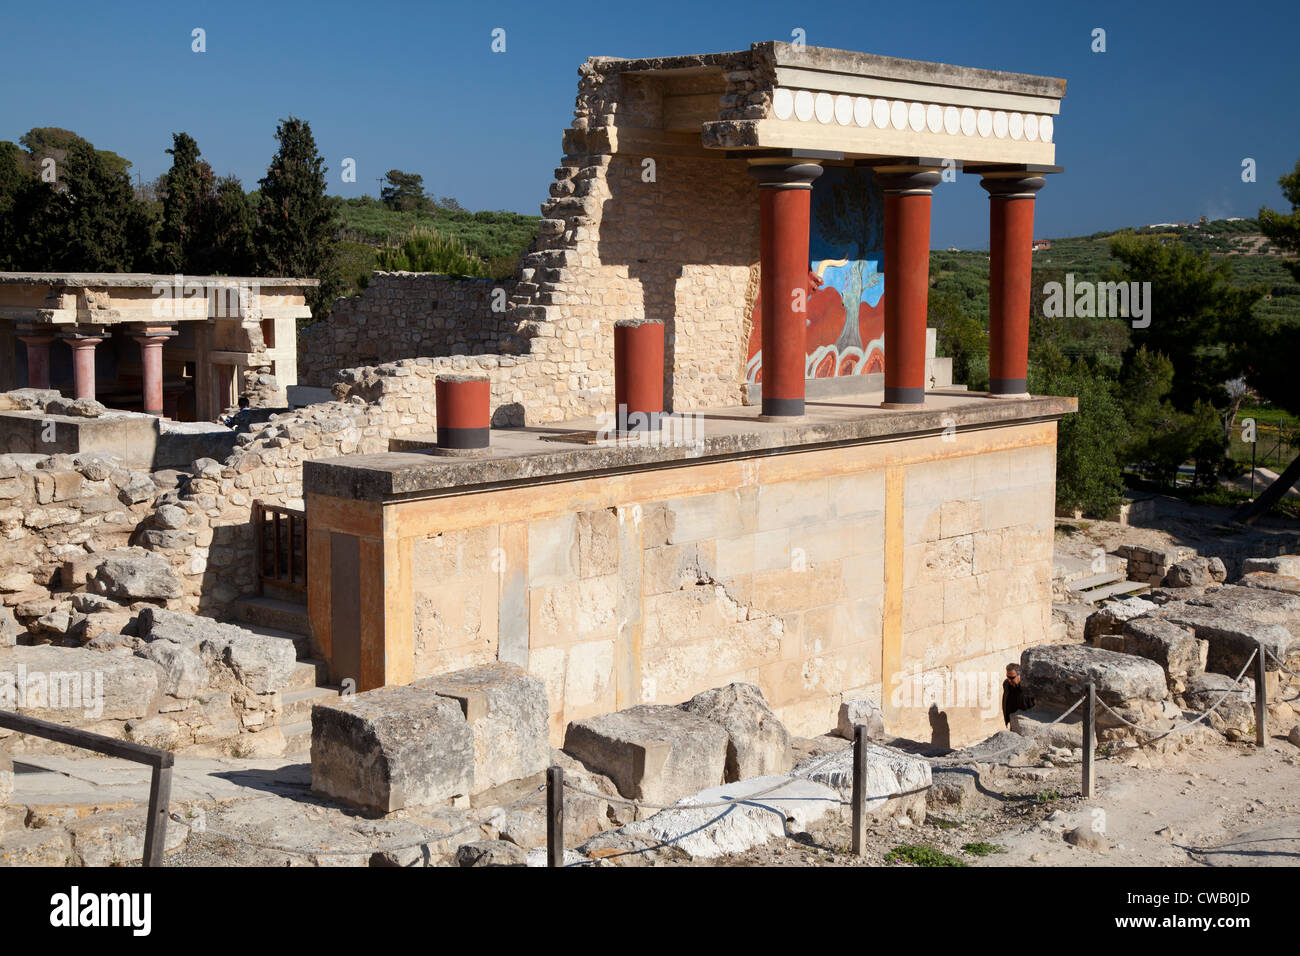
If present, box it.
[614,318,665,432]
[875,169,941,407]
[17,330,55,390]
[132,325,177,416]
[63,329,105,401]
[435,373,491,451]
[749,161,823,418]
[982,175,1045,397]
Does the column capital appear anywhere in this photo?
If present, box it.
[131,324,178,344]
[980,175,1047,199]
[747,161,823,190]
[872,168,943,195]
[61,326,108,345]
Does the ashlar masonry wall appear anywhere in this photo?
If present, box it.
[307,418,1059,747]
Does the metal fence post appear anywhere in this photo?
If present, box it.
[851,725,866,856]
[143,755,175,867]
[1255,644,1268,749]
[547,766,564,868]
[1082,683,1096,799]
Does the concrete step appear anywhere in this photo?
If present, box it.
[285,658,329,691]
[1082,580,1151,604]
[1067,571,1124,593]
[282,721,312,755]
[235,595,310,639]
[281,686,339,724]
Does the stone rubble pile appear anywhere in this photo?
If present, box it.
[1033,548,1300,744]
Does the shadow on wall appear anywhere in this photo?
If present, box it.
[596,153,760,412]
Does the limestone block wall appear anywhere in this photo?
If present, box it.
[310,420,1060,748]
[297,275,523,388]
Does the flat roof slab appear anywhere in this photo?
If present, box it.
[304,389,1076,502]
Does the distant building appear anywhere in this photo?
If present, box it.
[1032,239,1051,252]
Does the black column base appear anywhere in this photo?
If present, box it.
[437,425,490,450]
[762,396,804,417]
[882,385,925,406]
[988,377,1028,395]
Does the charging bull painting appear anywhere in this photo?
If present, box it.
[745,166,886,382]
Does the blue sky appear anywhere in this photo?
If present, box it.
[1,0,1296,248]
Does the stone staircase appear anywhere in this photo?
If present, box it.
[1054,552,1151,605]
[1066,571,1150,604]
[233,592,335,754]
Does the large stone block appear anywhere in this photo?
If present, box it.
[1238,571,1300,596]
[420,662,550,793]
[1161,556,1227,588]
[1242,556,1300,577]
[1151,602,1292,676]
[1120,617,1205,689]
[562,704,728,804]
[836,697,886,741]
[0,644,160,720]
[679,683,792,781]
[89,548,182,603]
[138,608,297,694]
[1021,644,1168,708]
[311,685,474,813]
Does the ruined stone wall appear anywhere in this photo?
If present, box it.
[356,420,1060,748]
[296,57,762,428]
[297,275,523,388]
[0,454,164,625]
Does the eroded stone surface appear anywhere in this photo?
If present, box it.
[420,662,550,793]
[1022,644,1168,707]
[563,704,728,805]
[311,686,474,813]
[679,683,791,781]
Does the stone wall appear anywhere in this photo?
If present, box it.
[297,275,524,388]
[296,56,766,428]
[309,419,1060,748]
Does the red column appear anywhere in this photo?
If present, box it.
[874,169,941,407]
[982,175,1045,397]
[133,326,176,416]
[749,161,823,418]
[614,318,665,432]
[17,330,55,390]
[63,329,105,401]
[435,373,491,450]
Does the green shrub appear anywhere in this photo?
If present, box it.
[374,225,489,278]
[884,844,968,867]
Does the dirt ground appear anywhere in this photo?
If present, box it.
[676,732,1300,868]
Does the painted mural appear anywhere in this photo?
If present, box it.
[745,166,886,382]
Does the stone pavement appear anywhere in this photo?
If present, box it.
[10,752,310,807]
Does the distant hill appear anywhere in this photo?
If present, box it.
[331,197,540,295]
[931,217,1300,328]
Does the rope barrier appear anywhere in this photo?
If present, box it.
[923,694,1088,766]
[1094,649,1259,745]
[560,747,849,813]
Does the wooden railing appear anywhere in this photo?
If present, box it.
[253,500,307,595]
[0,710,174,866]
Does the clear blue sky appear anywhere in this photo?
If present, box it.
[1,0,1296,248]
